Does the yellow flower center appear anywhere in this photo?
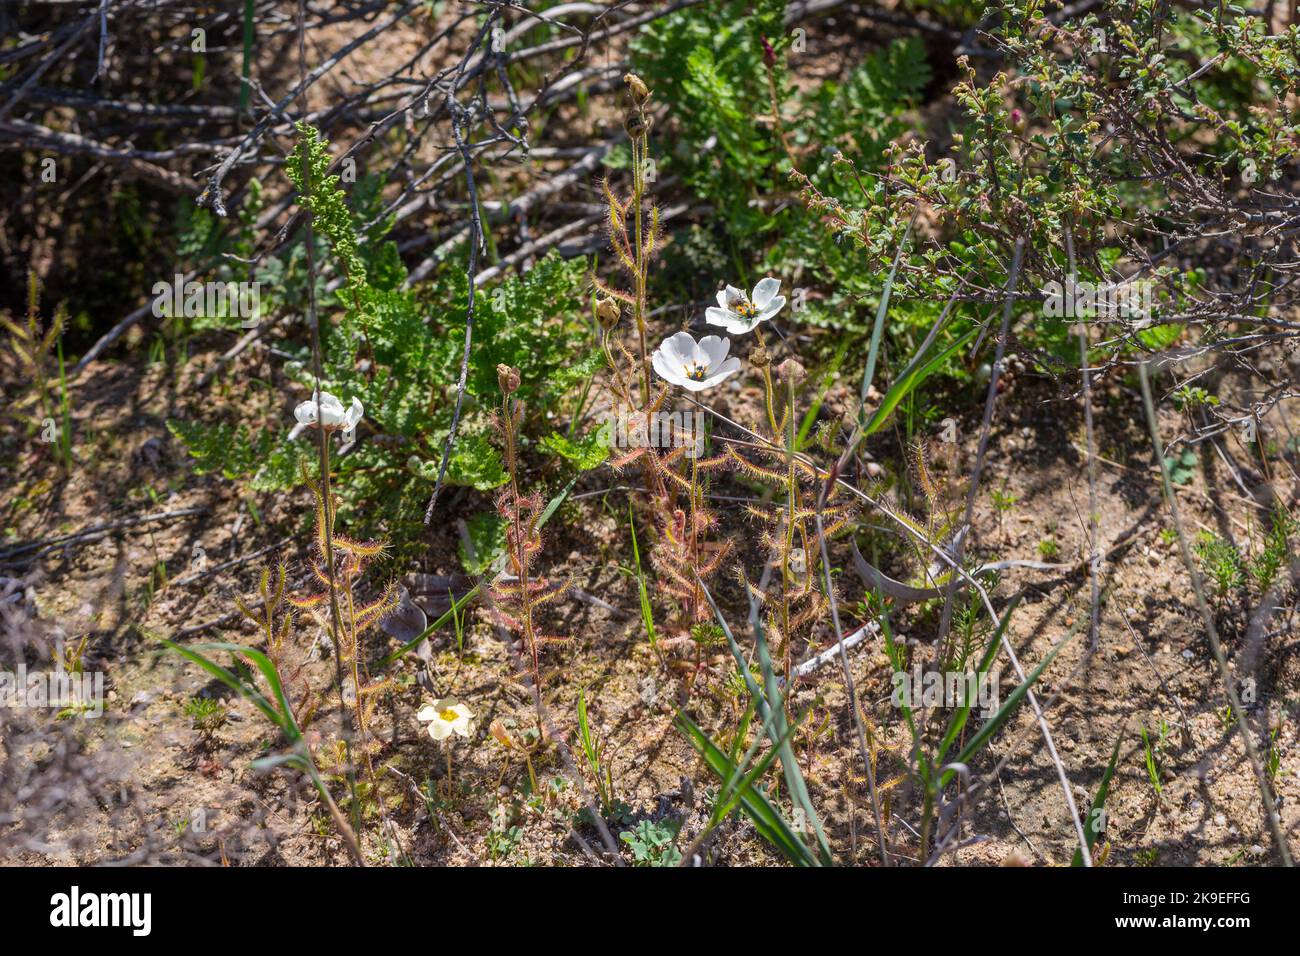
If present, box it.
[440,708,459,723]
[683,362,709,382]
[725,290,757,317]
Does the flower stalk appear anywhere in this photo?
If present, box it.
[489,364,567,690]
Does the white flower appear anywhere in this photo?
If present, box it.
[293,391,363,432]
[416,699,474,742]
[652,331,741,392]
[705,277,785,334]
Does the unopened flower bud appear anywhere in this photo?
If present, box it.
[595,295,620,329]
[623,72,651,106]
[777,358,806,384]
[497,363,521,394]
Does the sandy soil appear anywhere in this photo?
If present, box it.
[2,332,1295,867]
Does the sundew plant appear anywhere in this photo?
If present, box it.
[0,0,1298,891]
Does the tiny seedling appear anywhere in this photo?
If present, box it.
[184,695,229,739]
[1138,719,1169,798]
[577,688,616,815]
[1217,703,1235,735]
[620,818,682,867]
[1162,447,1197,486]
[991,486,1018,536]
[1248,507,1298,592]
[486,824,523,862]
[1193,531,1245,596]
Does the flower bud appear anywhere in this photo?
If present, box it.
[777,358,806,384]
[623,72,651,106]
[750,342,770,368]
[497,363,521,395]
[595,295,620,329]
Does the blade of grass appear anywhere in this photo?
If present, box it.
[675,711,818,867]
[160,636,363,862]
[628,503,657,650]
[377,585,479,668]
[697,573,833,865]
[160,638,281,729]
[714,713,804,824]
[934,597,1020,768]
[943,623,1076,787]
[859,210,916,408]
[861,325,977,439]
[195,642,301,736]
[795,340,847,451]
[1072,727,1123,866]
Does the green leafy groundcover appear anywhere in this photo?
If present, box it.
[171,126,606,548]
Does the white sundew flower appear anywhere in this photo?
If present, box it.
[704,276,785,334]
[652,331,741,392]
[416,699,474,742]
[293,390,363,434]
